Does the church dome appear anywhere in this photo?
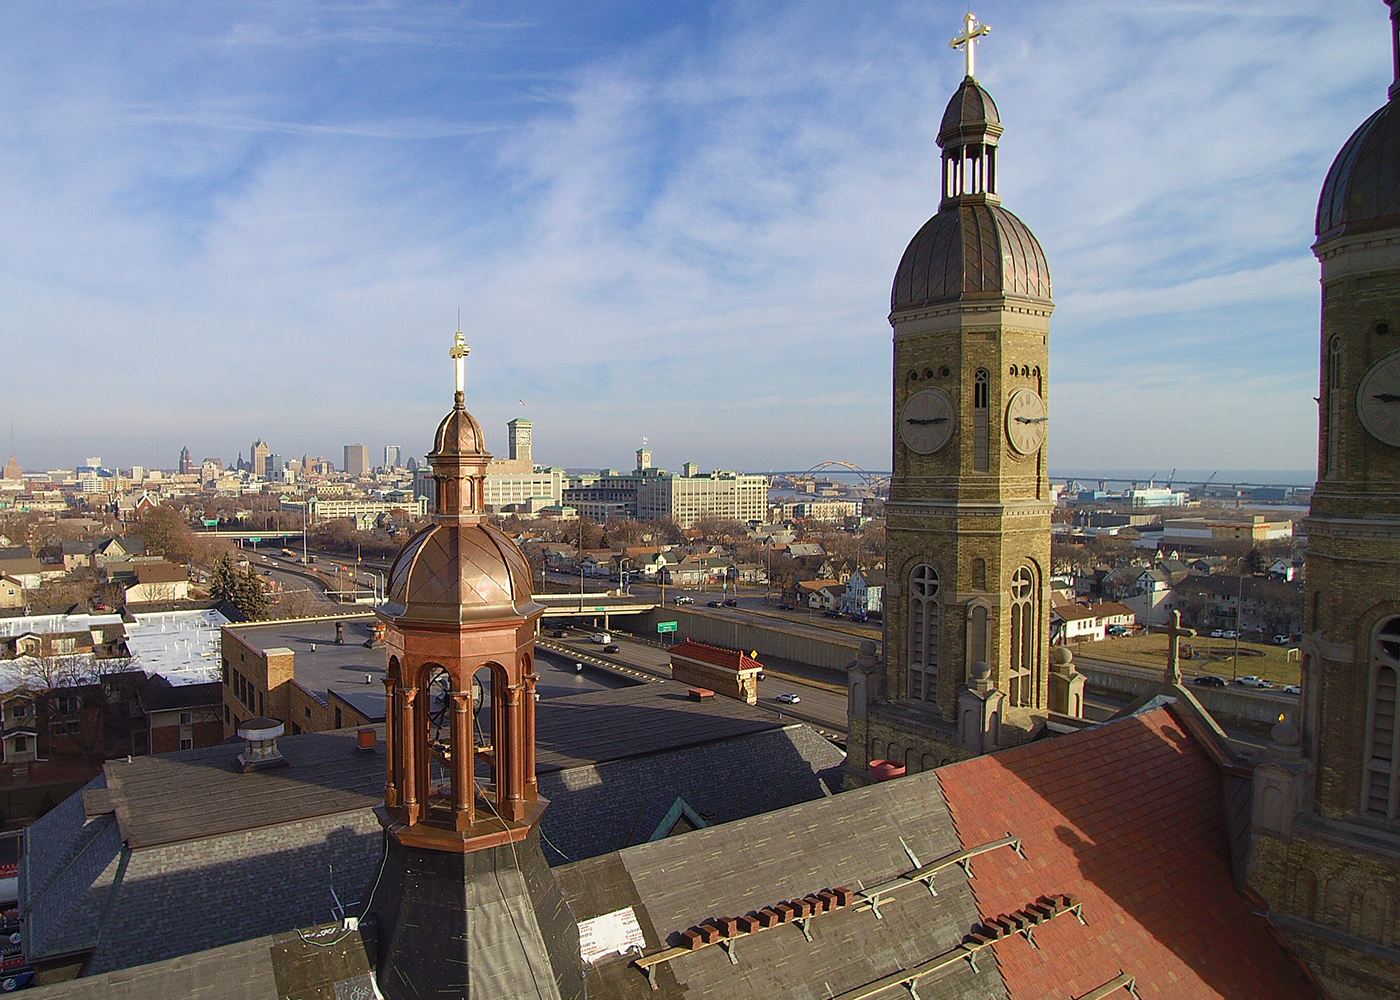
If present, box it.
[939,77,1002,146]
[1317,99,1400,242]
[433,396,488,458]
[891,202,1052,312]
[380,521,541,625]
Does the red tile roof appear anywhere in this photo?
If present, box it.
[668,639,762,672]
[936,708,1321,1000]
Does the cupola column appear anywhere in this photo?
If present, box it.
[450,686,475,829]
[382,673,398,807]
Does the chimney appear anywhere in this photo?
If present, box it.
[356,726,377,753]
[236,718,288,772]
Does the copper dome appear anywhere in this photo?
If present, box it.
[891,202,1052,312]
[939,77,1002,147]
[1317,99,1400,242]
[380,521,542,625]
[432,394,488,459]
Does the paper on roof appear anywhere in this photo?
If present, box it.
[577,906,645,964]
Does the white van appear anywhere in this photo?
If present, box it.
[590,632,611,644]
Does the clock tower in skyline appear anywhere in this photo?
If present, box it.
[848,15,1059,774]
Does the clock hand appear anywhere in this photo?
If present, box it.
[1375,393,1400,403]
[1014,416,1048,424]
[906,417,948,425]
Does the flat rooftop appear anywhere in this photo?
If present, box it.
[227,614,633,720]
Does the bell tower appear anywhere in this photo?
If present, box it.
[363,331,584,1000]
[848,14,1057,776]
[1248,6,1400,996]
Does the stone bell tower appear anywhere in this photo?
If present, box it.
[849,13,1056,777]
[1247,6,1400,997]
[363,331,584,1000]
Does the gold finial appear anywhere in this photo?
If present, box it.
[950,12,991,79]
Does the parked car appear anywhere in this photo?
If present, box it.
[723,598,738,607]
[1107,625,1130,636]
[1220,630,1240,640]
[1282,684,1302,695]
[590,632,611,644]
[1209,629,1226,638]
[1235,676,1273,688]
[848,612,870,623]
[775,692,801,704]
[673,596,694,604]
[604,643,620,653]
[1272,634,1291,645]
[550,629,567,639]
[777,603,794,610]
[822,609,842,618]
[1191,675,1226,688]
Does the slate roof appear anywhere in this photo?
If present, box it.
[936,707,1321,999]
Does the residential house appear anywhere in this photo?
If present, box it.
[0,576,22,610]
[1269,558,1301,582]
[796,579,844,610]
[138,676,224,753]
[841,568,885,615]
[0,555,45,591]
[93,535,146,569]
[1171,575,1305,637]
[1051,604,1105,644]
[123,562,191,604]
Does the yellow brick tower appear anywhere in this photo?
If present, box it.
[848,15,1055,774]
[1248,5,1400,997]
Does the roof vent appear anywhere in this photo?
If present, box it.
[236,717,288,772]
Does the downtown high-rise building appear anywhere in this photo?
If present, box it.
[344,444,369,477]
[384,445,401,469]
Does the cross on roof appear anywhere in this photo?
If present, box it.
[1162,610,1196,686]
[950,12,992,79]
[450,330,470,395]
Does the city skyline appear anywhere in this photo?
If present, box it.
[0,1,1382,470]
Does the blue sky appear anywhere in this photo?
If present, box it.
[0,0,1389,474]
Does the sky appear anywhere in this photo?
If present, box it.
[0,0,1390,475]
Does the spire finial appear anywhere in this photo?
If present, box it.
[450,326,469,399]
[950,12,991,79]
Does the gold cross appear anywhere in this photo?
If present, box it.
[450,330,470,395]
[950,12,992,79]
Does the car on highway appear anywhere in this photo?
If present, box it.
[1282,684,1302,695]
[673,596,694,604]
[777,603,794,610]
[848,612,869,623]
[707,600,723,607]
[775,692,801,704]
[550,630,568,639]
[590,632,611,644]
[723,598,738,607]
[603,643,620,653]
[1235,675,1273,688]
[1191,675,1226,688]
[822,609,842,618]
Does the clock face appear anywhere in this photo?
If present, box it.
[1358,352,1400,448]
[1005,388,1048,456]
[899,389,955,455]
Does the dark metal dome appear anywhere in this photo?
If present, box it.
[891,202,1052,312]
[1317,99,1400,242]
[939,77,1002,147]
[380,521,541,625]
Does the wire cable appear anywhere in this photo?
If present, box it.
[480,792,549,1000]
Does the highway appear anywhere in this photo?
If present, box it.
[542,625,850,739]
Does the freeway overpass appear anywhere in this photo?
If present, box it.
[196,528,303,544]
[535,593,658,625]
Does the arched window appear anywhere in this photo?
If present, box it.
[1008,567,1037,707]
[1326,337,1342,478]
[1364,618,1400,818]
[909,565,940,703]
[973,369,990,472]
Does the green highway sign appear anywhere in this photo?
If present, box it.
[656,621,679,633]
[248,537,262,544]
[202,519,218,528]
[594,606,606,612]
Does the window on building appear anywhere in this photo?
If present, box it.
[1008,566,1037,708]
[305,706,312,720]
[973,369,990,472]
[180,738,193,751]
[1326,336,1341,478]
[179,712,193,726]
[1364,617,1400,819]
[224,704,230,724]
[10,702,24,719]
[335,707,343,729]
[909,565,940,703]
[13,737,26,753]
[222,659,229,686]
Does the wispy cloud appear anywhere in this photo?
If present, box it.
[0,0,1385,472]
